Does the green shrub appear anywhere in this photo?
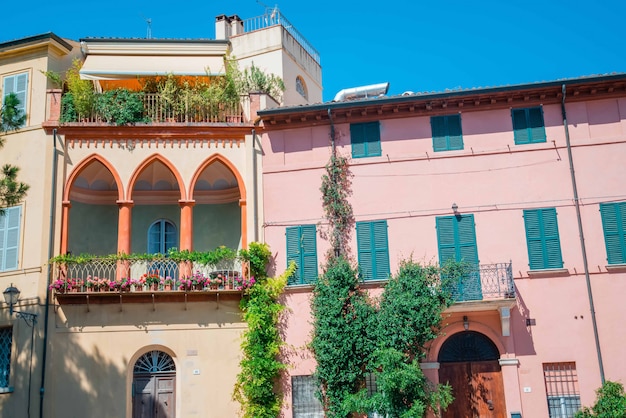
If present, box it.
[94,89,146,125]
[576,381,626,418]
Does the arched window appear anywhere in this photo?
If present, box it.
[147,219,177,254]
[133,351,176,418]
[295,76,307,99]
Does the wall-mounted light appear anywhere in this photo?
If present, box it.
[452,203,459,214]
[3,284,37,326]
[463,315,469,331]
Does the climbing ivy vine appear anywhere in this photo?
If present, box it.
[234,242,294,418]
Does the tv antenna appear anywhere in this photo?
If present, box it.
[140,14,152,39]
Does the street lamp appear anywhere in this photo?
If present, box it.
[3,284,37,325]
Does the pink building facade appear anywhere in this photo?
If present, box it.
[258,76,626,417]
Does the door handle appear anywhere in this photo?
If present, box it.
[487,399,494,410]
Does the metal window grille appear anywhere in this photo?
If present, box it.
[292,375,324,418]
[0,327,12,388]
[543,362,581,418]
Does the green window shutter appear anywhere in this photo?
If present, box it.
[512,108,530,144]
[286,226,302,284]
[351,122,381,158]
[513,107,546,145]
[356,222,373,280]
[436,215,478,265]
[357,220,389,280]
[431,116,448,152]
[372,220,390,280]
[523,208,563,269]
[0,206,21,271]
[300,225,318,283]
[350,123,366,158]
[600,202,626,264]
[528,107,546,142]
[431,115,463,152]
[286,225,318,284]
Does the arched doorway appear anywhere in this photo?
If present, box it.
[438,331,506,418]
[132,350,176,418]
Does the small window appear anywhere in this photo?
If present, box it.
[0,327,12,389]
[356,220,390,281]
[0,206,22,272]
[431,114,463,152]
[523,208,563,270]
[512,106,546,144]
[147,219,177,254]
[599,202,626,264]
[286,225,318,285]
[295,76,307,99]
[2,72,28,127]
[543,362,581,418]
[292,375,324,418]
[350,121,381,158]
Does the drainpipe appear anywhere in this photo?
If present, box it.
[252,117,262,242]
[561,84,605,384]
[39,128,58,418]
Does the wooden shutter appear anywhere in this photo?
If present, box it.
[600,202,626,264]
[431,116,448,152]
[447,115,463,150]
[301,225,318,283]
[365,121,381,156]
[286,226,302,284]
[528,107,546,142]
[372,220,390,280]
[286,225,318,284]
[523,208,563,269]
[436,216,458,264]
[512,108,530,144]
[0,206,21,271]
[356,222,374,280]
[350,123,366,158]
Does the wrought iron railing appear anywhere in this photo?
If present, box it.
[446,262,515,302]
[61,92,244,124]
[242,10,320,64]
[50,258,252,293]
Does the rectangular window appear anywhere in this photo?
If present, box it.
[0,206,22,272]
[356,220,390,281]
[292,375,324,418]
[436,214,482,301]
[512,106,546,144]
[431,114,463,152]
[350,121,381,158]
[543,362,581,418]
[2,72,28,126]
[523,208,563,270]
[286,225,318,285]
[0,327,12,388]
[599,202,626,264]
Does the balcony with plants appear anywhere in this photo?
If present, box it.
[45,59,284,127]
[49,247,258,305]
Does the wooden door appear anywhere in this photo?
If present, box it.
[133,374,175,418]
[439,361,506,418]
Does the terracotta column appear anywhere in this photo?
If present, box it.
[178,200,195,251]
[117,201,134,255]
[60,201,71,254]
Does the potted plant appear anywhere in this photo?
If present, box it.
[142,273,161,291]
[49,278,68,293]
[178,277,193,291]
[161,276,175,291]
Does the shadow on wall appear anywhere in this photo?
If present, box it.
[511,283,536,356]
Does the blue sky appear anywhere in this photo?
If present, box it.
[4,0,626,102]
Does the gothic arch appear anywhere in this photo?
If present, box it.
[127,154,186,201]
[64,154,124,202]
[188,153,246,201]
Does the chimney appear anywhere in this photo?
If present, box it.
[215,15,232,40]
[229,15,244,36]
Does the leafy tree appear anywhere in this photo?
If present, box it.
[310,256,376,417]
[237,62,285,102]
[0,93,29,214]
[575,381,626,418]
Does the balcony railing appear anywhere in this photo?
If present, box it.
[50,258,252,294]
[446,262,515,302]
[61,92,244,124]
